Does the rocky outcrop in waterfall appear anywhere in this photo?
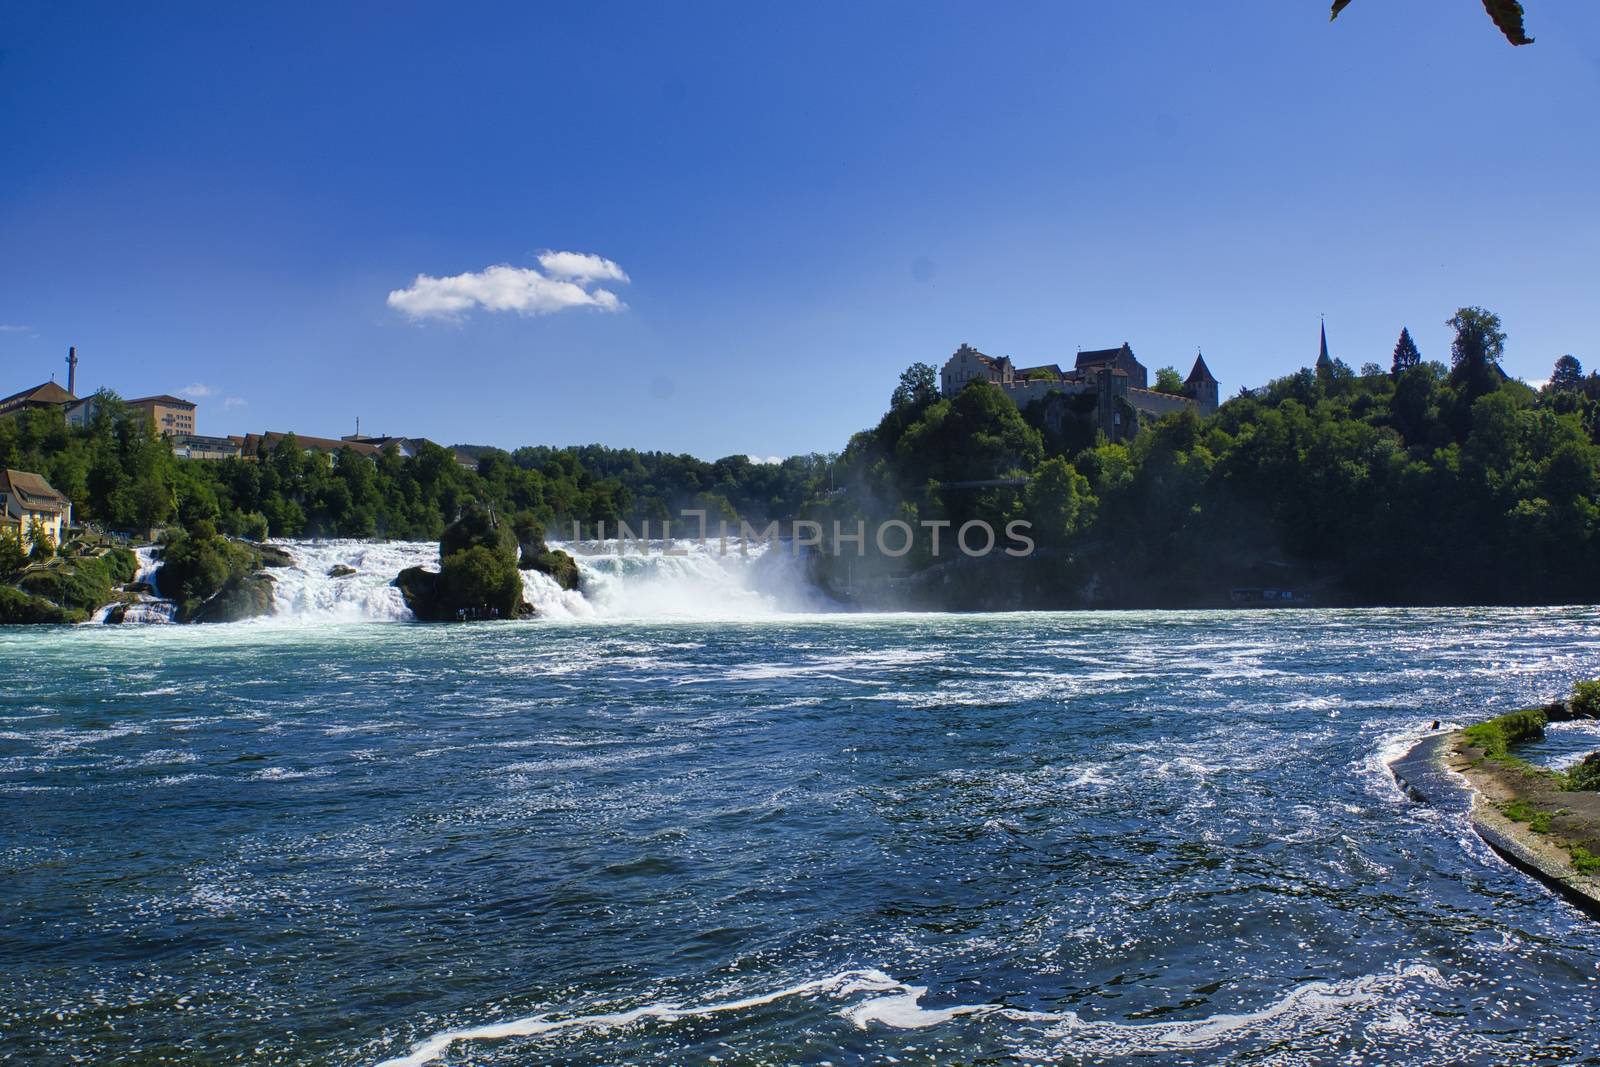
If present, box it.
[155,521,292,623]
[395,506,530,622]
[512,513,579,591]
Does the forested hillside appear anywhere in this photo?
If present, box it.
[808,308,1600,605]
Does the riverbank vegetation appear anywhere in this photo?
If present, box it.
[0,393,827,543]
[0,540,138,624]
[1450,683,1600,882]
[1462,707,1552,760]
[809,307,1600,606]
[1458,686,1600,795]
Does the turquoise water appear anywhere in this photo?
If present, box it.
[4,608,1600,1065]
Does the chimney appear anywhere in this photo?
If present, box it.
[66,346,79,396]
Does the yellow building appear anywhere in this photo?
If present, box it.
[0,469,72,552]
[127,394,197,437]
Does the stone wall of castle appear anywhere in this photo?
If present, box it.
[1127,387,1199,419]
[1001,378,1095,407]
[938,343,1218,441]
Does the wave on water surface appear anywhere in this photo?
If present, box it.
[375,962,1449,1066]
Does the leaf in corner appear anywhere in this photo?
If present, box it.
[1482,0,1534,45]
[1332,0,1533,45]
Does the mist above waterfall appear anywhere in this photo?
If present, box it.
[565,539,826,619]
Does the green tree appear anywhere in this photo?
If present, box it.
[1153,367,1185,394]
[890,362,939,413]
[0,527,26,577]
[1024,457,1094,549]
[897,380,1044,486]
[1447,306,1507,402]
[1389,363,1442,447]
[26,518,54,560]
[238,511,270,541]
[1550,354,1584,392]
[1391,327,1422,378]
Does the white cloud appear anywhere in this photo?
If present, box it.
[386,254,629,321]
[223,396,247,410]
[180,382,218,399]
[536,250,630,284]
[0,324,32,334]
[747,455,784,465]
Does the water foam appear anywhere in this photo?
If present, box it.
[268,540,436,622]
[372,963,1447,1065]
[561,537,824,618]
[1358,718,1454,803]
[372,968,910,1067]
[1012,963,1448,1054]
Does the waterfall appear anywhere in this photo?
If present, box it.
[95,546,178,624]
[559,539,825,618]
[88,536,828,625]
[267,540,438,622]
[258,537,827,623]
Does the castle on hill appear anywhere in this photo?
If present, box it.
[939,342,1218,440]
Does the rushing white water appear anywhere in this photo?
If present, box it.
[261,537,827,623]
[91,546,177,625]
[560,538,824,619]
[267,541,437,622]
[112,601,179,624]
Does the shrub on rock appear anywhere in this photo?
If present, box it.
[1568,753,1600,792]
[1571,680,1600,719]
[13,552,133,615]
[512,509,579,591]
[526,548,580,590]
[0,585,81,624]
[187,573,276,623]
[395,505,531,621]
[442,505,519,567]
[156,521,280,623]
[437,545,525,620]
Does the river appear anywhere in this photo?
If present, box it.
[3,551,1599,1064]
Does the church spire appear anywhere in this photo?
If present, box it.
[1317,317,1332,369]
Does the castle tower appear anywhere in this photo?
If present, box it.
[66,346,78,397]
[1184,350,1219,415]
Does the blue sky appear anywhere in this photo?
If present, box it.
[3,2,1597,459]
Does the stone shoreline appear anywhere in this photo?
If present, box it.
[1394,726,1600,915]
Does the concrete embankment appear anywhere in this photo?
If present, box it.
[1394,719,1600,915]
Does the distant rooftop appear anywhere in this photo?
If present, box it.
[126,394,197,409]
[0,468,71,510]
[0,381,76,415]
